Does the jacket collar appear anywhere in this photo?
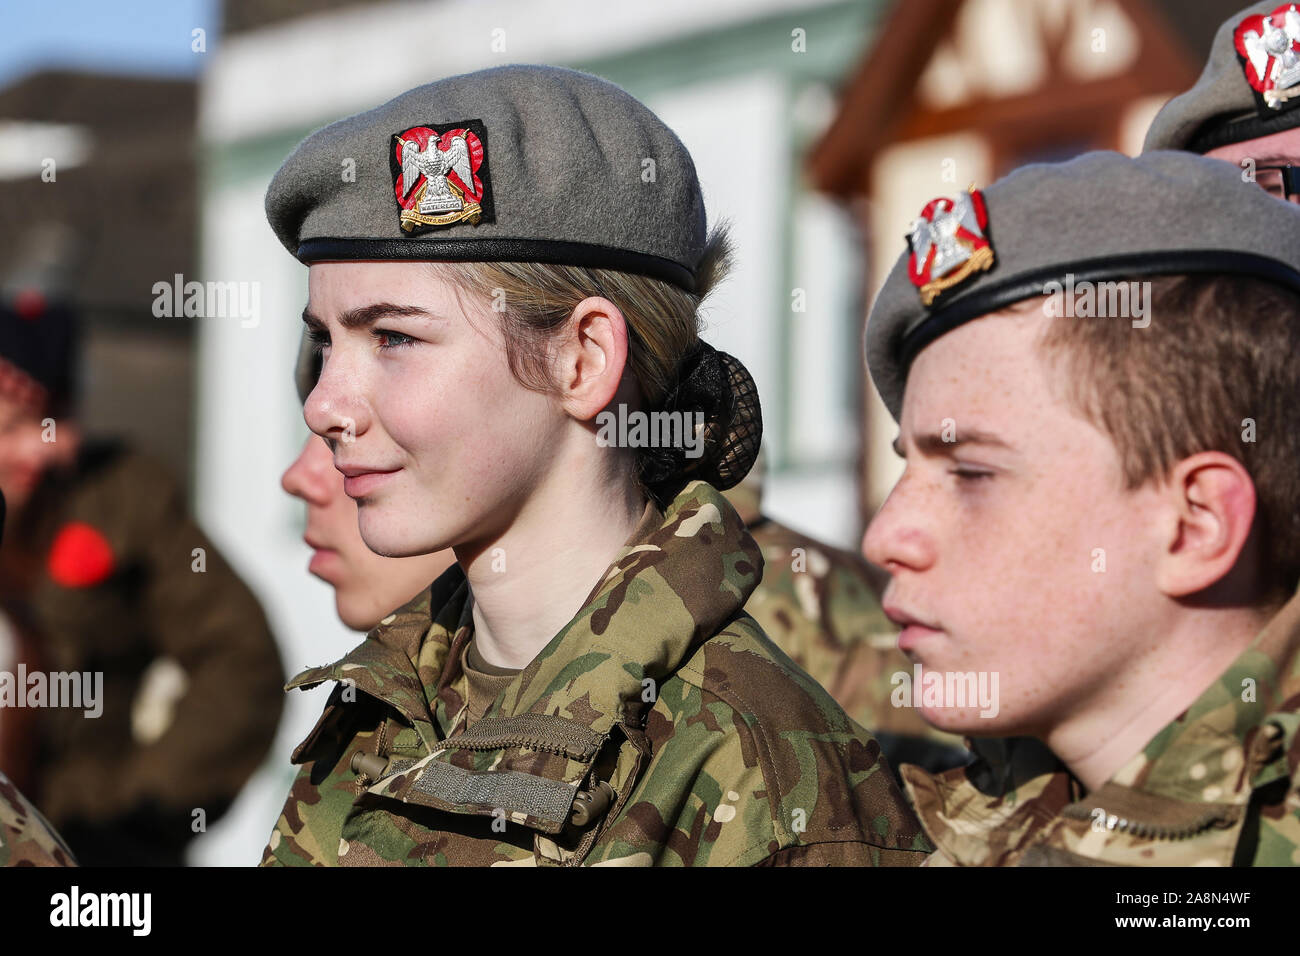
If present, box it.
[288,480,763,835]
[904,590,1300,866]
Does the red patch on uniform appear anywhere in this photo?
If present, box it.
[1234,4,1300,110]
[47,521,115,588]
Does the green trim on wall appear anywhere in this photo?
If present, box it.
[569,0,884,97]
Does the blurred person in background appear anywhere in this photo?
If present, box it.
[722,460,967,778]
[1144,1,1300,202]
[284,334,455,633]
[0,286,285,866]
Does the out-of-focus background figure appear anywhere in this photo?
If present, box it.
[0,261,284,866]
[0,0,1252,863]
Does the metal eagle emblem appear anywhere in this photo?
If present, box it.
[391,122,491,232]
[1235,4,1300,110]
[907,187,994,307]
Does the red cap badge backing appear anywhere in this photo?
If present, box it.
[391,120,493,233]
[1235,4,1300,110]
[907,187,994,307]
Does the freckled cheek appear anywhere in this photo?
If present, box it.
[938,485,1088,651]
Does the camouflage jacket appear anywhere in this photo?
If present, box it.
[902,592,1300,866]
[722,485,966,775]
[262,481,931,866]
[0,771,75,867]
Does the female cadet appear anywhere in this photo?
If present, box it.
[260,64,928,866]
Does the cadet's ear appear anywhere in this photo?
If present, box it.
[1154,451,1258,599]
[554,297,630,422]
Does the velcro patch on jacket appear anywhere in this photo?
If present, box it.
[368,752,582,834]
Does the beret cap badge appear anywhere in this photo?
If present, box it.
[1234,4,1300,111]
[391,120,494,233]
[907,187,994,307]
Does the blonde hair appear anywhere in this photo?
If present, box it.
[435,225,745,502]
[438,225,732,409]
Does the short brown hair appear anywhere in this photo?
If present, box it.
[1037,274,1300,599]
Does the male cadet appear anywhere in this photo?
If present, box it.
[863,150,1300,866]
[1144,2,1300,201]
[722,464,967,775]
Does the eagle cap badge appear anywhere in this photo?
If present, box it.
[1234,4,1300,111]
[390,120,494,233]
[907,186,994,307]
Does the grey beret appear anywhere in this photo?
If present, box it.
[1144,2,1300,153]
[866,150,1300,419]
[266,64,706,291]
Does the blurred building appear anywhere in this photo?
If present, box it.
[808,0,1245,513]
[0,71,197,481]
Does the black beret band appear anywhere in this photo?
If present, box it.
[899,249,1300,371]
[1187,107,1300,155]
[297,236,698,293]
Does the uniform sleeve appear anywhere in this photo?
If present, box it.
[0,772,77,867]
[259,761,326,867]
[113,451,286,820]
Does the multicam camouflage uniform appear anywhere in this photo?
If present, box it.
[723,483,966,775]
[0,770,75,867]
[262,481,932,866]
[903,593,1300,866]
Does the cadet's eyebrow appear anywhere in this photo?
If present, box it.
[301,302,439,331]
[892,428,1016,458]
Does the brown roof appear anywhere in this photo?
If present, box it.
[808,0,1245,199]
[222,0,395,35]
